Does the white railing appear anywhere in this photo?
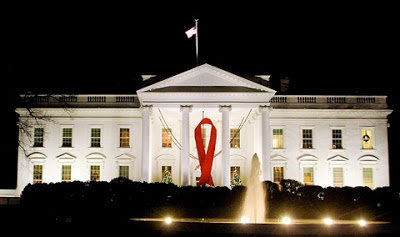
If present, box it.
[271,95,387,109]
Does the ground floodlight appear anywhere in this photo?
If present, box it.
[358,220,367,227]
[323,218,333,225]
[241,216,250,224]
[282,216,291,224]
[165,217,172,224]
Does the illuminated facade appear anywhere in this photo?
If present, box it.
[6,64,393,196]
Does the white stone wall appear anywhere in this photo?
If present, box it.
[15,107,390,196]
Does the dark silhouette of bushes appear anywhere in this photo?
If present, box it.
[20,178,400,224]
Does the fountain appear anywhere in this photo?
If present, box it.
[241,153,266,223]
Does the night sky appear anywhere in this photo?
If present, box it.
[4,4,399,188]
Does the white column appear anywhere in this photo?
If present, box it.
[141,105,152,183]
[260,105,271,181]
[180,105,192,186]
[220,105,231,187]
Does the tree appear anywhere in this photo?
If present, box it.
[161,169,173,184]
[230,168,242,188]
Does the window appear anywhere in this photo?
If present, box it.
[62,165,71,182]
[90,165,100,181]
[303,167,314,185]
[162,129,172,148]
[363,168,373,189]
[33,127,44,147]
[230,166,242,187]
[119,166,129,179]
[273,129,284,149]
[362,129,373,149]
[332,167,343,187]
[332,129,343,149]
[161,166,172,183]
[62,128,73,147]
[302,129,313,149]
[230,129,240,148]
[33,165,43,184]
[120,128,130,148]
[273,167,284,184]
[91,128,101,147]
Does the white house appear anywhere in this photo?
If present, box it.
[4,64,392,196]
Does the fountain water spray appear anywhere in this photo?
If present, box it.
[241,153,266,223]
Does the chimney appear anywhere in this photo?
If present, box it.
[280,76,290,93]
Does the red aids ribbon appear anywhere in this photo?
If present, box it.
[195,118,217,187]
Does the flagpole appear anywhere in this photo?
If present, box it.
[195,19,199,66]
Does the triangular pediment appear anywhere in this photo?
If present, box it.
[138,64,275,93]
[137,64,276,105]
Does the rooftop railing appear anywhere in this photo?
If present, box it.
[270,95,387,109]
[19,94,387,109]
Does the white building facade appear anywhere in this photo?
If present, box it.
[11,64,392,196]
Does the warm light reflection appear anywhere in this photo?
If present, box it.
[165,217,172,224]
[358,220,367,227]
[323,218,333,225]
[241,216,250,224]
[281,216,291,224]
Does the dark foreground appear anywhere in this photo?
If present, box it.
[128,220,399,236]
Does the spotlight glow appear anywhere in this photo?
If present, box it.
[241,216,250,224]
[358,220,367,227]
[281,216,291,224]
[323,218,333,225]
[165,217,172,224]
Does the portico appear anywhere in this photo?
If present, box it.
[137,64,276,187]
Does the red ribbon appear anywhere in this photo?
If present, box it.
[195,118,217,186]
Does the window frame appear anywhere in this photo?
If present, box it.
[161,128,173,148]
[361,127,375,150]
[89,126,103,148]
[272,127,285,149]
[301,127,314,149]
[60,125,74,148]
[61,165,72,182]
[230,128,241,149]
[33,164,43,184]
[119,127,131,148]
[32,125,45,147]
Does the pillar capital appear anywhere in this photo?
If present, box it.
[140,105,153,113]
[180,105,193,112]
[259,105,272,112]
[219,105,232,112]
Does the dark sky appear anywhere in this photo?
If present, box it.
[3,3,399,188]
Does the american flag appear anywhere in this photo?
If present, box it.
[185,26,197,38]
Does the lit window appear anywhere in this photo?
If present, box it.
[90,165,100,181]
[62,128,73,147]
[230,129,240,148]
[302,129,313,149]
[273,129,284,149]
[91,128,101,147]
[230,166,242,187]
[162,129,172,148]
[273,167,284,184]
[119,166,129,179]
[120,128,130,148]
[332,129,343,149]
[303,167,314,185]
[33,165,43,184]
[62,165,71,182]
[363,168,373,189]
[361,129,373,149]
[161,166,172,184]
[333,167,343,187]
[33,127,44,147]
